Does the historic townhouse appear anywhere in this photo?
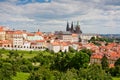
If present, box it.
[13,30,24,48]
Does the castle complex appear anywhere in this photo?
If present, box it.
[66,21,82,34]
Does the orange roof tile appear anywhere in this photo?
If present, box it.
[27,33,34,36]
[35,32,42,35]
[0,40,11,44]
[61,42,68,46]
[109,64,114,68]
[36,40,45,42]
[13,30,23,34]
[91,53,103,59]
[6,30,14,34]
[52,42,60,46]
[0,29,5,32]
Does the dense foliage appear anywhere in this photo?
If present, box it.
[89,36,114,46]
[109,58,120,77]
[0,49,119,80]
[101,55,109,70]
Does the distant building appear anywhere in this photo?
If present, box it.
[55,31,79,42]
[13,30,24,47]
[48,41,69,53]
[27,30,44,41]
[80,34,98,43]
[0,29,6,40]
[66,21,82,34]
[66,21,101,43]
[0,26,9,40]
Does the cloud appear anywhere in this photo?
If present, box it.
[104,0,120,6]
[0,0,120,34]
[10,17,34,22]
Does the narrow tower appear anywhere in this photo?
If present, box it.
[71,21,74,33]
[38,29,40,32]
[66,22,69,31]
[75,21,82,34]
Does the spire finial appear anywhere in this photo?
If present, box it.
[77,21,79,26]
[38,29,40,32]
[66,21,69,31]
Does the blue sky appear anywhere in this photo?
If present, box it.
[0,0,120,34]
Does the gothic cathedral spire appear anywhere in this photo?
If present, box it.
[66,21,69,31]
[66,21,82,34]
[75,21,82,34]
[71,21,74,32]
[77,21,79,26]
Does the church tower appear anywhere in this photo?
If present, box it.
[66,21,82,34]
[75,21,82,34]
[66,22,70,31]
[71,21,74,33]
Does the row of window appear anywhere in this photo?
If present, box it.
[3,45,45,49]
[91,59,115,64]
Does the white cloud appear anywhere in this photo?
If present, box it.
[0,0,120,34]
[10,17,35,22]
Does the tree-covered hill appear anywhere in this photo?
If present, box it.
[0,49,119,80]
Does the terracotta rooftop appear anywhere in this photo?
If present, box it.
[13,30,23,34]
[35,31,42,35]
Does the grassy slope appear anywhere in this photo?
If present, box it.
[13,72,30,80]
[112,77,120,80]
[0,49,39,59]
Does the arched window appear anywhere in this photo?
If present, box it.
[14,45,17,48]
[4,45,6,47]
[8,45,10,47]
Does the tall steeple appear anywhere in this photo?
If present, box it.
[66,21,69,31]
[75,21,82,34]
[38,29,40,32]
[77,21,79,26]
[71,21,74,32]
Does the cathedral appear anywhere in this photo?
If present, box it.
[66,21,82,34]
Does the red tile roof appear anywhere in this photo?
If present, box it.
[13,30,23,34]
[35,31,42,35]
[91,53,103,59]
[0,40,11,44]
[36,40,45,42]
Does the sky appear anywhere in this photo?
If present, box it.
[0,0,120,34]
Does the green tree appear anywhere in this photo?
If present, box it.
[80,48,92,57]
[78,64,112,80]
[90,36,96,41]
[114,66,120,77]
[69,47,76,53]
[109,60,120,77]
[28,66,54,80]
[101,55,109,70]
[115,58,120,67]
[61,69,78,80]
[0,51,2,58]
[0,63,15,80]
[52,70,62,80]
[109,67,116,77]
[51,52,74,71]
[71,51,89,69]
